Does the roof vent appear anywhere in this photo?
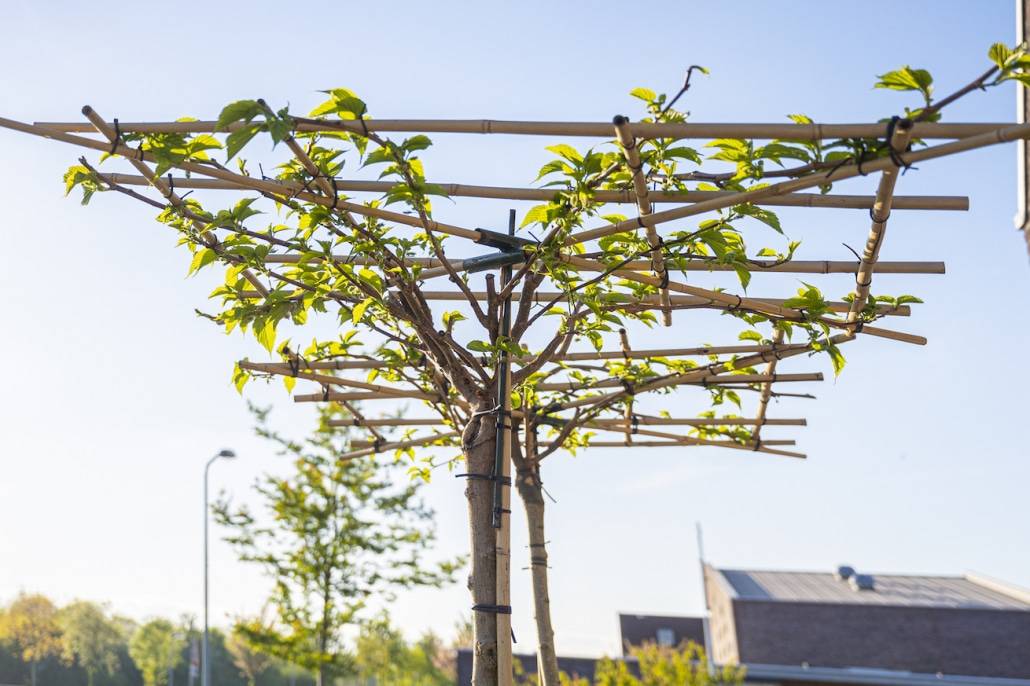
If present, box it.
[835,565,856,581]
[849,574,875,591]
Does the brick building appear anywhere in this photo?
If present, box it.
[456,565,1030,685]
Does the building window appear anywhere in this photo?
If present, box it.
[656,628,675,647]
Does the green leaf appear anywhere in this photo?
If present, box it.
[188,248,218,275]
[545,144,583,163]
[352,297,374,324]
[520,204,551,228]
[738,330,763,342]
[255,319,277,353]
[216,100,262,131]
[875,66,934,101]
[629,87,657,103]
[232,363,250,394]
[989,43,1013,70]
[467,340,492,353]
[225,123,262,161]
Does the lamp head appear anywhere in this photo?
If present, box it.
[216,449,237,459]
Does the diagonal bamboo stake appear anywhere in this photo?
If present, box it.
[567,120,1030,246]
[560,254,925,344]
[34,118,1014,140]
[100,172,969,211]
[81,107,270,297]
[338,431,460,461]
[844,120,915,333]
[614,116,671,325]
[0,115,483,243]
[238,360,432,398]
[748,328,785,451]
[578,440,804,458]
[619,328,634,443]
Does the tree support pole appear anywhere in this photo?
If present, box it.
[493,209,516,686]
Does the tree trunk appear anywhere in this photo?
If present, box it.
[465,417,499,686]
[30,660,37,686]
[317,665,327,686]
[511,433,559,686]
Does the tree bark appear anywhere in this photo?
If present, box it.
[465,416,499,686]
[511,433,559,686]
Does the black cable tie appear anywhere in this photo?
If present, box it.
[853,321,865,333]
[287,356,300,377]
[166,173,175,199]
[631,414,640,434]
[752,437,762,452]
[321,385,330,402]
[372,437,384,452]
[109,119,121,155]
[529,557,549,566]
[494,507,512,516]
[329,176,340,210]
[455,473,512,486]
[471,604,512,615]
[619,378,636,396]
[636,216,648,229]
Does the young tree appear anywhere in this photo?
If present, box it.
[58,601,124,686]
[10,39,1030,686]
[213,406,459,686]
[128,619,182,686]
[0,593,62,686]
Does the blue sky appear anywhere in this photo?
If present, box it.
[1,0,1028,657]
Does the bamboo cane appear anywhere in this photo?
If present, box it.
[238,360,429,398]
[534,371,823,392]
[579,440,804,458]
[568,120,1030,246]
[748,328,785,450]
[33,118,1014,140]
[337,431,460,461]
[328,417,806,427]
[614,116,671,325]
[619,328,634,442]
[81,107,270,297]
[295,390,438,402]
[413,290,913,317]
[100,173,969,211]
[260,252,945,276]
[844,120,914,331]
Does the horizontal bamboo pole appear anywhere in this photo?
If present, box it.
[101,173,969,211]
[33,118,1014,140]
[534,371,823,392]
[328,416,806,428]
[577,440,804,458]
[264,253,945,276]
[338,431,460,461]
[295,390,437,402]
[414,290,912,317]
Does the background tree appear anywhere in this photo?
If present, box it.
[353,614,451,686]
[58,601,124,686]
[213,405,460,686]
[128,619,182,686]
[227,625,270,686]
[0,593,62,686]
[592,643,743,686]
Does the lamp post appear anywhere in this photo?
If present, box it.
[203,449,236,686]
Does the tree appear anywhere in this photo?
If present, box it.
[128,619,182,686]
[353,614,451,686]
[592,643,743,686]
[226,625,270,686]
[58,601,124,686]
[213,405,459,686]
[16,39,1029,686]
[0,593,62,686]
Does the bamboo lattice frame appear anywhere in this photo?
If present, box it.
[4,83,1025,686]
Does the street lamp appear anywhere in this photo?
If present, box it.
[203,449,236,686]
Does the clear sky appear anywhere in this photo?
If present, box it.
[1,0,1028,658]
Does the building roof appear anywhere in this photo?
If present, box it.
[617,613,705,655]
[715,568,1030,610]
